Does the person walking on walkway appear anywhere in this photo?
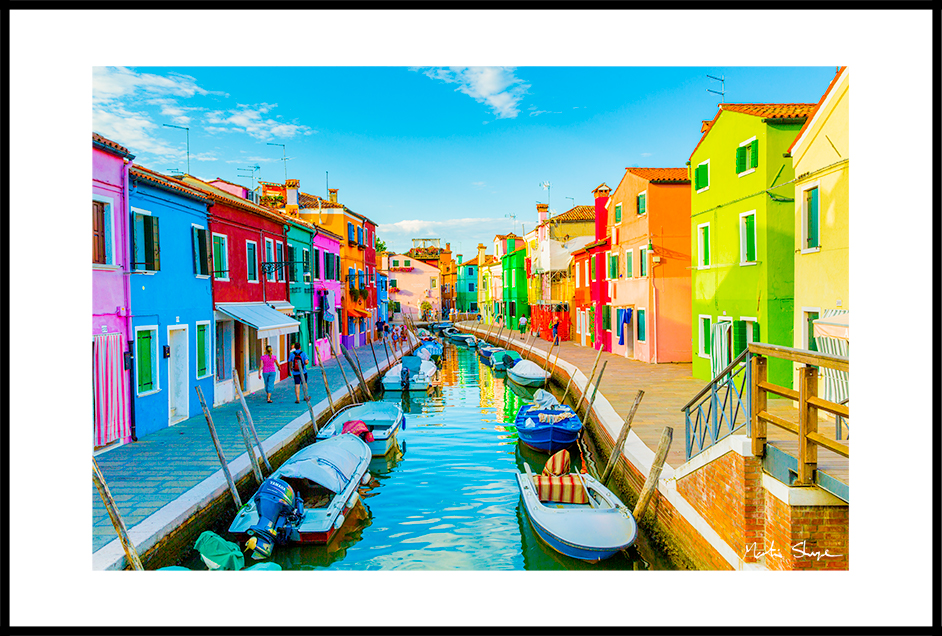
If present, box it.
[518,315,527,339]
[552,315,560,345]
[287,342,309,404]
[259,345,278,403]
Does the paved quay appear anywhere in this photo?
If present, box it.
[92,337,412,557]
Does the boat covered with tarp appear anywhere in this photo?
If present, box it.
[514,389,582,454]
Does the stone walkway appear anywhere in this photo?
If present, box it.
[92,337,410,554]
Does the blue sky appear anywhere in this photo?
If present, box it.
[93,65,837,255]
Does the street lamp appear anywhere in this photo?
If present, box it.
[163,123,190,174]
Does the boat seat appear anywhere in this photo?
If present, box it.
[531,475,588,504]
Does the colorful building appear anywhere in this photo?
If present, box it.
[309,223,343,363]
[383,252,441,321]
[787,67,849,402]
[92,133,135,451]
[180,175,300,406]
[456,252,480,313]
[485,244,503,325]
[572,184,613,352]
[607,167,692,362]
[441,254,458,318]
[688,102,816,385]
[500,235,529,328]
[572,246,593,347]
[127,165,215,438]
[377,271,389,324]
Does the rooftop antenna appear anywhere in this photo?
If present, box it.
[565,196,575,210]
[163,123,190,174]
[237,163,261,199]
[707,74,726,102]
[504,212,517,234]
[267,142,288,181]
[166,167,184,176]
[540,181,551,217]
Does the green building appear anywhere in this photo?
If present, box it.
[456,255,479,313]
[502,245,529,328]
[285,217,316,360]
[689,103,816,387]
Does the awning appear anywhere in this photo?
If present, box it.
[267,300,295,315]
[216,303,300,340]
[348,306,370,318]
[813,312,849,341]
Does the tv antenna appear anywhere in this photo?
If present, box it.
[505,212,517,234]
[707,74,726,101]
[539,181,551,216]
[237,164,261,197]
[163,123,190,174]
[267,142,290,181]
[565,196,575,210]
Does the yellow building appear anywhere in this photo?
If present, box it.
[788,66,849,401]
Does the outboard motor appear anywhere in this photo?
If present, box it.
[245,477,304,560]
[400,364,411,390]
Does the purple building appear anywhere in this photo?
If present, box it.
[92,133,134,451]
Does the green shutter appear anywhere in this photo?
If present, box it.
[137,331,153,392]
[197,324,207,376]
[702,226,710,265]
[615,203,622,223]
[626,252,632,277]
[736,146,745,173]
[732,320,747,356]
[602,306,611,330]
[808,188,820,248]
[150,216,160,271]
[213,236,224,278]
[752,322,760,343]
[639,193,646,215]
[745,214,756,262]
[750,139,759,169]
[694,165,701,189]
[702,318,711,354]
[192,227,201,275]
[202,229,212,276]
[637,310,646,342]
[640,249,647,276]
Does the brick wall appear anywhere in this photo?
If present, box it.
[764,493,849,571]
[676,450,765,562]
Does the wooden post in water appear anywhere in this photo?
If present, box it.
[298,371,320,432]
[343,344,374,401]
[633,427,673,520]
[195,385,242,509]
[328,338,358,404]
[311,343,336,416]
[369,339,381,373]
[541,340,558,387]
[93,458,144,570]
[231,368,259,456]
[600,390,645,484]
[242,409,272,472]
[382,337,392,369]
[574,346,604,414]
[582,361,608,420]
[236,411,264,483]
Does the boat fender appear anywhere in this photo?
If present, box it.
[334,514,345,530]
[402,415,406,430]
[361,472,371,485]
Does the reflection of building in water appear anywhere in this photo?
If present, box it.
[439,346,459,385]
[478,359,493,408]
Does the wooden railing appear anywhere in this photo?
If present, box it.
[749,343,849,486]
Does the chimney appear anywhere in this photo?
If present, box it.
[328,188,338,203]
[592,183,611,241]
[537,203,549,223]
[457,254,463,265]
[285,179,300,214]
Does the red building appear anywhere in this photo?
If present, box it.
[572,184,612,351]
[181,176,300,406]
[362,216,378,334]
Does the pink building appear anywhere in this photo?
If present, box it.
[92,133,135,451]
[311,223,343,364]
[382,252,441,321]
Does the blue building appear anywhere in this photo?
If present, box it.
[377,272,389,324]
[128,165,215,439]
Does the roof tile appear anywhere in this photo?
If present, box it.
[625,168,689,183]
[538,205,595,227]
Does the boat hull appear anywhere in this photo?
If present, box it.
[316,402,405,457]
[515,404,582,454]
[506,367,548,387]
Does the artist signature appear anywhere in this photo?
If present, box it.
[745,540,843,562]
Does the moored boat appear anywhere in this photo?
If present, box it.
[506,359,550,387]
[492,350,523,371]
[316,401,405,457]
[443,327,477,347]
[515,449,637,562]
[514,389,582,454]
[229,434,372,559]
[382,355,438,391]
[477,346,505,366]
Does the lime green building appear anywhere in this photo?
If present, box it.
[688,103,816,387]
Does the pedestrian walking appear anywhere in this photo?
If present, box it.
[384,322,390,339]
[552,315,560,345]
[259,345,278,403]
[518,315,527,339]
[287,342,309,404]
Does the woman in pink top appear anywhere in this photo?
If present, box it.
[259,345,279,403]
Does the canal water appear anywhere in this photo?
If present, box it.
[184,342,678,570]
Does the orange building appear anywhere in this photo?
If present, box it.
[607,168,691,362]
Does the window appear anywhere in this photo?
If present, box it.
[196,322,212,378]
[469,282,475,292]
[215,321,231,381]
[246,241,258,282]
[803,186,820,250]
[404,259,411,267]
[737,138,759,175]
[467,267,474,277]
[265,239,275,281]
[390,278,397,288]
[575,262,580,288]
[392,259,399,267]
[357,226,364,246]
[358,269,365,290]
[92,199,115,265]
[470,302,478,312]
[698,315,712,358]
[637,309,646,342]
[348,316,356,335]
[192,226,212,276]
[639,247,648,277]
[392,301,401,313]
[626,249,633,278]
[740,211,757,264]
[637,192,646,216]
[276,242,285,281]
[695,159,710,192]
[602,306,611,331]
[287,245,296,283]
[348,267,355,290]
[135,327,159,395]
[212,234,229,280]
[347,222,355,242]
[804,310,820,352]
[615,203,622,223]
[303,248,311,283]
[132,211,160,271]
[511,270,516,286]
[431,277,437,288]
[336,254,342,281]
[608,253,619,279]
[590,255,596,282]
[733,318,760,355]
[697,223,711,269]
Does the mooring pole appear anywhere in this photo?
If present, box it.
[195,385,242,509]
[343,344,374,401]
[231,368,259,453]
[633,427,673,520]
[351,345,375,399]
[600,390,645,484]
[574,346,604,415]
[311,342,336,415]
[236,410,264,483]
[329,338,358,404]
[582,361,608,420]
[369,339,381,373]
[298,370,320,432]
[93,458,144,570]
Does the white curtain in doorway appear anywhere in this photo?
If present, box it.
[710,321,732,380]
[93,333,130,446]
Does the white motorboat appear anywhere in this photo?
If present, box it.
[506,359,550,387]
[382,355,438,391]
[316,401,406,457]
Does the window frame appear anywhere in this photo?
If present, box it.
[739,210,758,265]
[698,314,712,359]
[264,238,275,282]
[800,181,822,254]
[739,316,758,346]
[696,159,710,193]
[802,307,822,351]
[697,222,711,270]
[192,223,212,278]
[737,136,758,178]
[637,307,647,342]
[131,207,160,272]
[275,241,285,282]
[625,248,634,278]
[639,246,648,277]
[92,194,117,268]
[614,202,622,223]
[637,190,647,216]
[134,325,160,396]
[246,240,259,283]
[212,232,230,281]
[195,320,213,379]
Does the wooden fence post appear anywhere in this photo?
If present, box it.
[797,365,818,486]
[311,342,336,416]
[574,346,604,414]
[195,385,242,509]
[236,411,264,483]
[751,355,768,457]
[328,338,358,404]
[633,426,673,520]
[600,390,645,484]
[93,458,144,570]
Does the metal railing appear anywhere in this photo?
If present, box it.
[681,349,751,461]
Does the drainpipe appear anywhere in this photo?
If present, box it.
[123,157,137,441]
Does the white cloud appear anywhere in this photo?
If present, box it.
[641,152,653,157]
[224,155,277,164]
[471,181,486,188]
[378,217,503,235]
[206,104,314,140]
[417,67,530,119]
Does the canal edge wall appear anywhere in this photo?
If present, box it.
[93,337,418,571]
[461,323,763,571]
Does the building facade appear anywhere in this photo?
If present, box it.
[384,252,441,321]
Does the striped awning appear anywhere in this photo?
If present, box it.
[216,302,300,340]
[814,309,849,404]
[813,312,848,341]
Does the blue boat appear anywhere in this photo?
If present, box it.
[515,449,637,562]
[513,389,582,454]
[492,350,522,371]
[443,327,477,347]
[477,346,505,366]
